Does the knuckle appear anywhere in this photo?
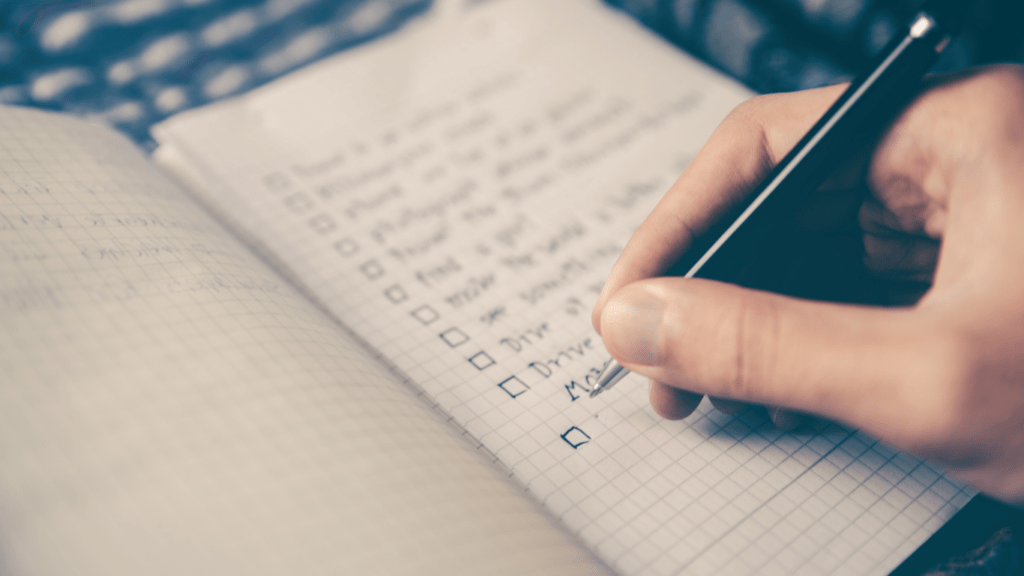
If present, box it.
[896,330,976,452]
[720,294,780,402]
[726,93,776,123]
[709,98,777,181]
[937,65,1024,140]
[715,99,768,149]
[973,64,1024,96]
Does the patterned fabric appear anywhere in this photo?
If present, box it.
[605,0,1024,94]
[924,527,1024,576]
[3,0,1022,143]
[0,0,430,142]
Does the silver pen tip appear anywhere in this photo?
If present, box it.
[589,359,628,398]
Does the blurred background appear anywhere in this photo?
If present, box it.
[0,0,1021,144]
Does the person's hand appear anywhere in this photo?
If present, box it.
[591,65,1024,504]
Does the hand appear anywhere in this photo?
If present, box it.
[591,65,1024,504]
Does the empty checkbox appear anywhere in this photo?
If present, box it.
[309,213,337,234]
[411,305,439,325]
[359,260,385,280]
[469,351,495,370]
[440,327,469,347]
[561,426,590,449]
[334,237,359,256]
[384,285,408,303]
[498,376,529,398]
[283,192,314,214]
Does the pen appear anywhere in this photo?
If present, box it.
[590,0,967,399]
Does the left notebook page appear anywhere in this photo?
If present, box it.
[0,107,612,576]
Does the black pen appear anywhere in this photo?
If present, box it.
[590,0,968,398]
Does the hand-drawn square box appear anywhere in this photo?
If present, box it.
[263,172,291,192]
[334,237,359,256]
[384,285,408,303]
[498,376,529,398]
[410,305,439,325]
[561,426,590,449]
[309,213,337,235]
[468,351,495,370]
[284,192,314,214]
[439,327,469,347]
[359,260,385,280]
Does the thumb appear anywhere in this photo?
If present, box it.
[599,277,937,435]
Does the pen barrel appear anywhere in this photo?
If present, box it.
[669,10,955,285]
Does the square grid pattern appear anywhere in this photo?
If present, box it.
[158,95,973,576]
[150,1,976,574]
[0,107,615,576]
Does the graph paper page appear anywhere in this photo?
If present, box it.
[0,106,612,576]
[154,1,975,574]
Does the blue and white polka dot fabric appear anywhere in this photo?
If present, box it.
[0,0,429,142]
[606,0,1023,94]
[1,0,1020,143]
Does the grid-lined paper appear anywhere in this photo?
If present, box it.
[153,1,975,575]
[0,106,612,576]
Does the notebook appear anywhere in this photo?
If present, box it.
[0,1,974,575]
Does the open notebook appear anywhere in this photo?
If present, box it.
[0,1,974,575]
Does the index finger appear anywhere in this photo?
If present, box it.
[592,84,848,334]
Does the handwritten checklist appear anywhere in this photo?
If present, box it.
[153,1,975,574]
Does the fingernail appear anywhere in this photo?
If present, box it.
[770,407,801,431]
[602,289,664,366]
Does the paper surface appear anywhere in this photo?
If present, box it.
[154,1,974,574]
[0,106,611,576]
